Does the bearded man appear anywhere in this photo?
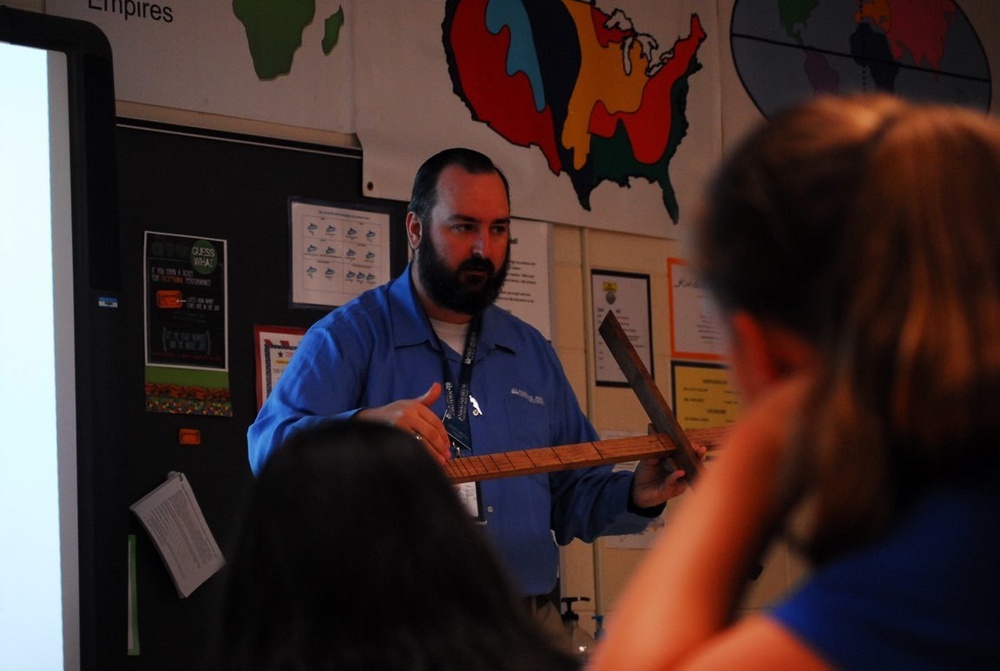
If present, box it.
[247,148,688,645]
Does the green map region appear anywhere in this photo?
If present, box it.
[233,0,345,80]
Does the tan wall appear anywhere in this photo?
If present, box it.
[553,226,784,632]
[553,225,687,634]
[547,225,810,638]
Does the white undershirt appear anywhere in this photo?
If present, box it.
[429,317,470,355]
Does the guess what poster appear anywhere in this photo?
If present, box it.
[144,232,231,416]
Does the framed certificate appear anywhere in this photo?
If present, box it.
[592,270,653,386]
[254,325,306,409]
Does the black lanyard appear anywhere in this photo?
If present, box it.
[439,314,480,456]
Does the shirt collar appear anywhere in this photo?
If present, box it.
[390,263,512,357]
[388,264,434,348]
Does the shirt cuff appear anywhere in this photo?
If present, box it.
[626,477,666,518]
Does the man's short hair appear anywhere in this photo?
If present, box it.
[408,147,511,224]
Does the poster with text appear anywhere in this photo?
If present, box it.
[668,257,727,360]
[144,231,231,416]
[496,218,552,340]
[670,361,740,433]
[45,0,354,133]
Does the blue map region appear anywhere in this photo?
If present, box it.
[485,0,546,111]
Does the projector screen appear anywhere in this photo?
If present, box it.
[0,40,78,671]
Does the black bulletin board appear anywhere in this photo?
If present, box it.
[115,120,408,670]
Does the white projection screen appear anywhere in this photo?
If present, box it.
[0,37,75,671]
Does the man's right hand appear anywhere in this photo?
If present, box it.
[356,383,452,464]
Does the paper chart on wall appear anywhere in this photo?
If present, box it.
[289,198,391,308]
[667,258,727,361]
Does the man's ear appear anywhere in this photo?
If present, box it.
[728,311,814,398]
[405,212,422,251]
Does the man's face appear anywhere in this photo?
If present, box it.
[415,166,511,316]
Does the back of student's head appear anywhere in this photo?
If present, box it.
[221,419,578,671]
[693,94,1000,561]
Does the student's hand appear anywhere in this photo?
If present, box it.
[715,370,815,514]
[589,373,815,671]
[356,383,452,464]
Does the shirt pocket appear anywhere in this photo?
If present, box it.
[503,387,551,450]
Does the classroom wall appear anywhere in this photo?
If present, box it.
[554,1,1000,636]
[6,0,42,13]
[547,224,805,635]
[23,0,1000,646]
[553,226,692,632]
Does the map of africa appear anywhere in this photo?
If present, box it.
[443,0,707,224]
[233,0,345,80]
[732,0,991,117]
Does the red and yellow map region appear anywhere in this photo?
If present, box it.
[853,0,956,70]
[443,0,707,223]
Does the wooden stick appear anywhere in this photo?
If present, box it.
[443,312,734,484]
[444,425,729,484]
[598,311,706,483]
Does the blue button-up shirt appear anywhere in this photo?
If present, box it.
[248,265,653,594]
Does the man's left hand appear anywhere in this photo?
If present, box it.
[630,443,708,508]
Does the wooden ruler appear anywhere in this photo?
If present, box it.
[442,310,726,484]
[444,425,729,484]
[598,311,706,483]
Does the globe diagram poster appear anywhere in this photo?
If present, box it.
[730,0,991,117]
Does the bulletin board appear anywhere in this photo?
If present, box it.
[115,120,409,670]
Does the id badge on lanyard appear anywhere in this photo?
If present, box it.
[442,316,484,522]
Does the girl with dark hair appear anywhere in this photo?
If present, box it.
[221,419,579,670]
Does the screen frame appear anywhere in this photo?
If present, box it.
[0,6,121,290]
[1,7,125,670]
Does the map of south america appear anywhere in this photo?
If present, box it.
[443,0,707,223]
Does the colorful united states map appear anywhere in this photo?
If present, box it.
[443,0,707,223]
[232,0,345,80]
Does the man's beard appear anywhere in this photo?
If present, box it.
[416,234,510,316]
